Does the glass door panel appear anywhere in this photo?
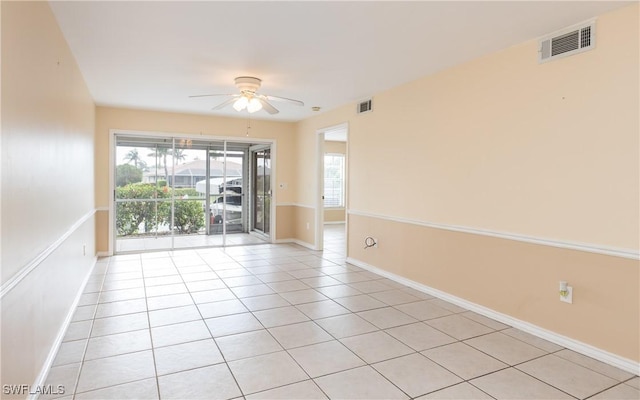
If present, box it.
[115,142,171,252]
[263,148,271,235]
[169,142,208,249]
[208,146,246,236]
[251,146,271,235]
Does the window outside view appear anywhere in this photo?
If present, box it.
[114,141,248,251]
[324,154,345,208]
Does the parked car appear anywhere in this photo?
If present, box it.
[209,193,242,224]
[220,178,242,194]
[209,179,242,225]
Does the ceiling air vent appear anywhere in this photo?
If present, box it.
[357,99,372,114]
[539,19,595,63]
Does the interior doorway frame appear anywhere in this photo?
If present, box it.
[108,129,277,255]
[315,122,349,252]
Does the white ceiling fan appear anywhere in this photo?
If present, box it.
[190,76,304,115]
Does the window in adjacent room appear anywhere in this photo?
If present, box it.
[324,154,345,208]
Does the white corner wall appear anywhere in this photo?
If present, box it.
[1,2,97,396]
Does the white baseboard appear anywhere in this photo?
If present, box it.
[275,238,318,250]
[31,256,98,400]
[346,256,640,375]
[323,221,346,225]
[96,251,110,257]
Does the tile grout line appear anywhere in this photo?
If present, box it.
[70,254,133,399]
[170,250,246,398]
[239,259,419,400]
[220,250,318,398]
[512,353,617,400]
[209,247,366,398]
[138,253,164,400]
[48,242,638,400]
[190,249,275,398]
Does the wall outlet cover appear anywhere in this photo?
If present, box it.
[560,286,573,304]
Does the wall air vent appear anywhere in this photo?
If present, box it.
[357,99,372,114]
[539,19,595,63]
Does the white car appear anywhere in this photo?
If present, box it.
[209,192,242,225]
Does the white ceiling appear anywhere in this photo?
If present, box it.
[49,1,630,122]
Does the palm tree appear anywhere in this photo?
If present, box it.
[124,148,143,169]
[171,148,186,164]
[137,159,149,171]
[148,147,169,182]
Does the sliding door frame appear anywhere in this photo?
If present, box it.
[108,129,276,255]
[249,144,273,238]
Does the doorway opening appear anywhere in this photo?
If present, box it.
[316,123,348,254]
[113,134,274,253]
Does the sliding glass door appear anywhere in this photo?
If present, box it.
[114,135,272,253]
[251,146,271,235]
[207,144,246,237]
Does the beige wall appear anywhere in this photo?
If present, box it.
[295,4,639,362]
[345,5,638,250]
[274,205,315,247]
[2,3,96,280]
[324,209,345,223]
[95,106,298,252]
[275,205,295,239]
[1,1,96,394]
[293,206,316,246]
[324,140,346,154]
[348,213,639,361]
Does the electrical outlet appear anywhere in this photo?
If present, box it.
[83,244,86,256]
[364,236,378,249]
[560,286,573,304]
[306,222,310,230]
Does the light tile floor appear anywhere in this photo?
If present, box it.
[43,225,638,399]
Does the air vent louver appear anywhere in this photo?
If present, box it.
[551,31,580,56]
[357,99,372,114]
[539,20,595,63]
[580,26,591,48]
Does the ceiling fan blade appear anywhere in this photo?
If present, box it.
[264,94,304,107]
[189,93,234,98]
[258,98,279,114]
[212,97,238,111]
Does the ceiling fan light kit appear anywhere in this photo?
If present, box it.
[190,76,304,115]
[234,76,262,92]
[246,97,263,113]
[232,96,248,111]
